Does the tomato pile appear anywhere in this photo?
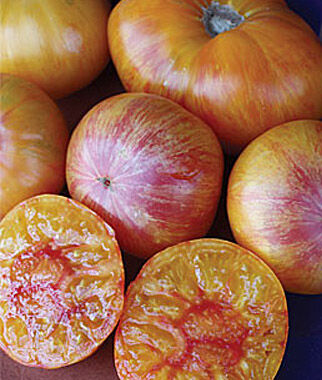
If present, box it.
[0,0,321,378]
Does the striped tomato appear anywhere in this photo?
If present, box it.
[227,120,322,294]
[66,93,224,258]
[108,0,322,153]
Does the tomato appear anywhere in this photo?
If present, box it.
[227,120,322,294]
[0,194,124,368]
[0,0,111,98]
[115,239,288,379]
[108,0,322,153]
[66,93,224,258]
[0,73,68,220]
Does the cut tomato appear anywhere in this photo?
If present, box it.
[0,195,124,368]
[115,239,288,379]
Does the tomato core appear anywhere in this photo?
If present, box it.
[202,1,244,38]
[168,299,248,372]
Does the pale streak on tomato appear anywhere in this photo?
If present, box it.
[227,120,322,294]
[108,0,322,153]
[0,74,68,220]
[66,94,224,258]
[1,0,110,98]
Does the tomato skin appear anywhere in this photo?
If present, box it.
[1,0,110,98]
[66,93,224,258]
[108,0,322,153]
[227,120,322,294]
[0,73,69,220]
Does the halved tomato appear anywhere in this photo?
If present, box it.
[115,239,288,379]
[0,195,124,368]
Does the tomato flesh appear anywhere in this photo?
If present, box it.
[0,195,124,368]
[115,239,288,379]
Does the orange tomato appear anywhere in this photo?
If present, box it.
[115,239,288,379]
[108,0,322,153]
[0,195,124,368]
[227,120,322,294]
[0,73,69,220]
[1,0,111,98]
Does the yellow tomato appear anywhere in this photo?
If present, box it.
[1,0,111,98]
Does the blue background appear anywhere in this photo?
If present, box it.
[286,0,322,37]
[276,294,322,379]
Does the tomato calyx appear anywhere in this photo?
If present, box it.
[202,1,244,38]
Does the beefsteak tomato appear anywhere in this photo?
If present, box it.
[108,0,322,153]
[1,0,111,98]
[0,73,68,220]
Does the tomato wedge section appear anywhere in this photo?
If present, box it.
[115,239,288,379]
[0,195,124,368]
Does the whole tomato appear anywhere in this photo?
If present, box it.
[227,120,322,294]
[0,73,69,219]
[1,0,111,98]
[66,93,224,258]
[108,0,322,153]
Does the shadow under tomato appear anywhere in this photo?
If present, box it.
[56,63,124,134]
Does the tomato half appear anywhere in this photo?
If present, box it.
[108,0,322,153]
[115,239,288,379]
[0,195,124,368]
